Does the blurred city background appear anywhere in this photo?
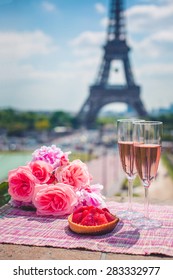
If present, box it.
[0,0,173,206]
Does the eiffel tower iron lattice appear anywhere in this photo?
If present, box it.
[77,0,147,127]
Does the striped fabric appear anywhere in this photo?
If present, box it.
[0,201,173,256]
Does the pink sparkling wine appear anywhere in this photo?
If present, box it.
[134,144,161,187]
[118,141,136,179]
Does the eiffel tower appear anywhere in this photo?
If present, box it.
[77,0,147,127]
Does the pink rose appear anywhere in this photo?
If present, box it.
[31,145,70,168]
[76,184,106,209]
[59,153,70,167]
[46,172,57,184]
[29,160,53,184]
[8,166,37,202]
[32,183,77,216]
[55,159,92,191]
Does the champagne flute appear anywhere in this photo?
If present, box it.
[133,121,162,229]
[117,119,143,220]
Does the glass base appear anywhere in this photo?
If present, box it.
[131,217,162,230]
[117,209,143,221]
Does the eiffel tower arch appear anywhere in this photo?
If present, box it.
[77,0,147,127]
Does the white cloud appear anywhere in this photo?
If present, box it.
[151,30,173,43]
[129,28,173,59]
[0,30,59,86]
[0,29,99,111]
[0,30,57,61]
[0,59,94,111]
[100,16,108,28]
[123,1,173,111]
[137,63,173,78]
[41,1,57,13]
[70,30,105,57]
[125,1,173,60]
[70,31,105,47]
[95,3,106,14]
[126,2,173,33]
[138,0,172,5]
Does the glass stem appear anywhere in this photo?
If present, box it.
[144,187,149,219]
[127,178,133,211]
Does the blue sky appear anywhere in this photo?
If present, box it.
[0,0,173,114]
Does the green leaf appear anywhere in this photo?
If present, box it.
[0,181,9,195]
[0,194,11,207]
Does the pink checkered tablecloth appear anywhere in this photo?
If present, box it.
[0,201,173,257]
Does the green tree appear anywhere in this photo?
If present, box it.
[50,111,73,128]
[34,118,50,131]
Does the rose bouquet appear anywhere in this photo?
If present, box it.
[8,145,106,216]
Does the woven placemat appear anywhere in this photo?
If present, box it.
[0,201,173,256]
